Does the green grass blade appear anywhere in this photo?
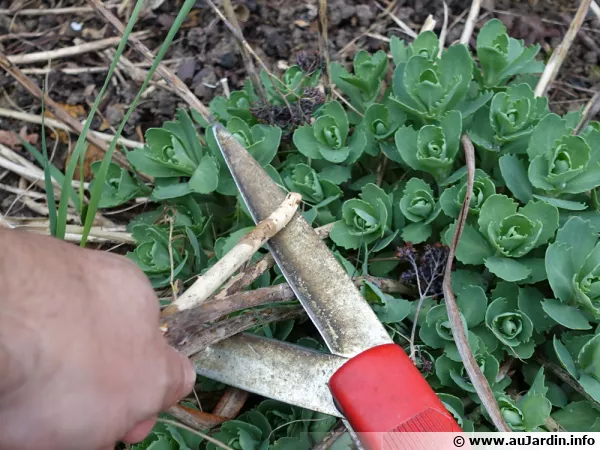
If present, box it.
[81,0,198,247]
[19,137,81,212]
[55,0,147,240]
[40,84,57,236]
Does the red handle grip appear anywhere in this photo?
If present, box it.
[329,344,462,449]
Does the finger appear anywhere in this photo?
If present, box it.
[159,346,196,410]
[122,417,157,444]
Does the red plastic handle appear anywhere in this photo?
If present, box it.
[329,344,462,449]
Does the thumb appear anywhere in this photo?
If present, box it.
[159,345,197,410]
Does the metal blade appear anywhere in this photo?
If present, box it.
[192,333,345,417]
[214,126,391,357]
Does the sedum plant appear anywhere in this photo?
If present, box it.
[78,17,600,446]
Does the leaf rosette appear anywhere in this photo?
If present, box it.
[478,194,558,258]
[363,103,405,140]
[527,114,600,196]
[209,79,258,123]
[399,178,441,243]
[390,31,440,65]
[490,84,548,144]
[390,44,475,123]
[284,163,341,207]
[329,183,392,249]
[262,64,321,104]
[440,169,496,218]
[394,110,462,181]
[475,19,544,89]
[485,293,534,358]
[330,50,389,112]
[293,101,366,163]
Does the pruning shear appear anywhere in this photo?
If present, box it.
[192,125,462,449]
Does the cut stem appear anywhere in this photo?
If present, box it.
[163,193,302,315]
[460,0,482,46]
[535,0,593,97]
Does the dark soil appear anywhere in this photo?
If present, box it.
[0,0,599,208]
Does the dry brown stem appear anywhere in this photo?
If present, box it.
[442,135,510,432]
[535,0,593,97]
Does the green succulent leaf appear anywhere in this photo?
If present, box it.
[331,50,388,111]
[285,163,342,206]
[443,222,494,265]
[547,217,600,317]
[499,154,533,203]
[578,334,600,382]
[188,154,219,194]
[89,161,151,208]
[518,287,555,332]
[391,31,439,65]
[541,298,592,330]
[484,256,532,282]
[519,394,552,431]
[496,395,526,431]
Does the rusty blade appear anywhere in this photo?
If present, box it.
[213,125,391,357]
[192,333,345,417]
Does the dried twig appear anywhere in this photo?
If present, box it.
[312,422,346,450]
[592,1,600,22]
[0,53,133,171]
[163,193,302,315]
[15,224,131,243]
[86,0,213,123]
[165,284,295,338]
[0,5,117,15]
[19,58,182,75]
[318,0,333,97]
[0,108,143,148]
[164,275,411,347]
[0,143,89,192]
[354,275,412,294]
[420,15,436,33]
[438,1,449,57]
[6,33,148,65]
[212,387,249,418]
[373,1,417,39]
[443,135,510,432]
[535,0,593,97]
[460,0,482,46]
[574,90,600,134]
[174,306,304,356]
[222,0,268,102]
[209,222,337,301]
[166,404,229,430]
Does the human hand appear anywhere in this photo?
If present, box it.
[0,229,196,450]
